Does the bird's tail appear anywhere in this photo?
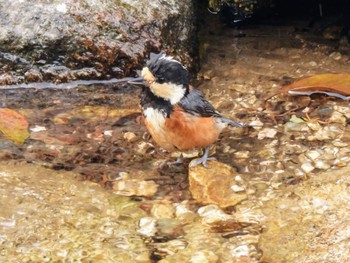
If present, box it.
[220,116,245,128]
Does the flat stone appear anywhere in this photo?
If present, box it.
[112,179,158,197]
[188,160,247,208]
[151,203,176,219]
[257,128,278,140]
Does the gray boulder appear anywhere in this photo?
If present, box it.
[0,0,196,84]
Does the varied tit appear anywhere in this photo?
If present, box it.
[129,52,244,167]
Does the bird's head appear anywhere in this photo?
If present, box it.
[129,52,189,104]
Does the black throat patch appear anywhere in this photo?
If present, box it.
[140,87,173,117]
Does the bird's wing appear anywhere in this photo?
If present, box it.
[178,88,220,118]
[179,88,245,128]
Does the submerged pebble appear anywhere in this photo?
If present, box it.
[151,203,176,219]
[138,217,157,237]
[301,162,315,173]
[197,204,235,224]
[112,179,159,197]
[123,132,138,142]
[257,128,278,140]
[314,160,331,170]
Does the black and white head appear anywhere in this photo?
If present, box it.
[135,52,189,104]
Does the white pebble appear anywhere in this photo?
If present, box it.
[231,185,245,192]
[306,150,321,160]
[257,128,278,140]
[301,162,315,173]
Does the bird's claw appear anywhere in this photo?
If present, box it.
[166,157,184,166]
[190,157,216,168]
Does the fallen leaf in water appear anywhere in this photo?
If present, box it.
[0,108,30,144]
[282,73,350,100]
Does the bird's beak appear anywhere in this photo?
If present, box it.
[127,77,145,86]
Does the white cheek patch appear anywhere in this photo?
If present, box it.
[150,82,185,105]
[167,83,186,105]
[143,107,166,133]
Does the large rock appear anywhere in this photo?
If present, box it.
[189,160,248,208]
[0,0,196,84]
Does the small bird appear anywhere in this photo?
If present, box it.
[129,52,244,167]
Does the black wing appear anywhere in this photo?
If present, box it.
[179,88,245,128]
[178,88,221,118]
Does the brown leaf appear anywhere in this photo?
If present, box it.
[0,108,30,145]
[282,73,350,99]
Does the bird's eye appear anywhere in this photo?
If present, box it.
[157,77,165,83]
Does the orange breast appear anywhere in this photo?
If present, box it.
[164,106,223,151]
[144,106,225,152]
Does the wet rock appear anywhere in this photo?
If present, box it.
[256,143,278,159]
[29,125,47,132]
[112,179,158,197]
[314,160,331,170]
[249,118,264,130]
[30,130,80,145]
[332,139,348,147]
[189,160,247,208]
[284,121,309,132]
[233,151,250,159]
[156,218,184,239]
[151,203,176,219]
[123,132,138,143]
[24,68,43,82]
[307,125,344,141]
[329,51,342,61]
[300,162,315,173]
[0,0,196,84]
[174,201,198,223]
[0,140,23,160]
[151,239,188,258]
[136,141,155,155]
[138,217,157,237]
[329,111,347,125]
[257,127,278,140]
[197,204,235,225]
[190,250,219,262]
[305,150,320,160]
[259,167,350,263]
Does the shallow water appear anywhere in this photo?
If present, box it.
[0,162,149,262]
[1,14,350,262]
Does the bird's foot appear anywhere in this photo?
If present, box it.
[157,156,185,174]
[189,156,216,168]
[166,157,184,166]
[189,147,216,168]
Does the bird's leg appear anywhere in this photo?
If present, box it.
[189,147,216,168]
[166,154,184,166]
